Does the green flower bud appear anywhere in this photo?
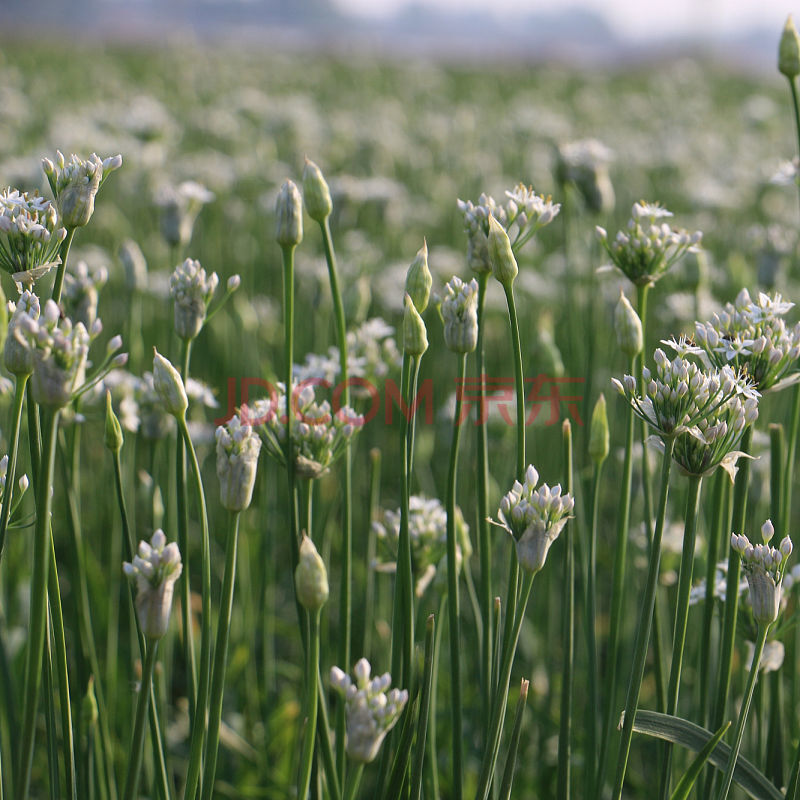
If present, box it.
[405,240,432,313]
[488,214,518,288]
[82,676,99,730]
[614,291,643,358]
[402,292,428,356]
[105,390,124,453]
[152,348,188,420]
[295,534,329,611]
[302,158,333,223]
[59,156,102,228]
[588,393,609,465]
[276,179,303,249]
[779,15,800,79]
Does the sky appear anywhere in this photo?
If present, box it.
[331,0,798,41]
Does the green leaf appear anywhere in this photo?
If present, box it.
[631,710,782,800]
[670,720,730,800]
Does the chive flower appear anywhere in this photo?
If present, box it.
[169,258,219,341]
[442,275,479,353]
[215,413,261,512]
[155,180,214,249]
[329,659,409,763]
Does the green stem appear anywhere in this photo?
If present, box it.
[297,610,321,800]
[557,421,574,800]
[0,374,27,563]
[343,763,364,800]
[176,339,197,723]
[597,358,636,797]
[446,353,467,800]
[410,614,435,800]
[122,641,159,800]
[715,624,769,800]
[709,426,754,751]
[43,617,60,800]
[659,473,703,799]
[51,228,76,307]
[475,571,536,800]
[180,416,212,800]
[319,217,354,784]
[17,408,61,799]
[475,271,492,729]
[200,512,241,800]
[498,679,529,800]
[612,436,675,800]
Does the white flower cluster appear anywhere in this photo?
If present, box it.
[5,290,41,376]
[442,275,479,354]
[169,258,219,340]
[62,260,108,329]
[497,464,574,574]
[155,180,214,248]
[215,414,261,512]
[596,201,701,287]
[614,349,758,477]
[42,151,122,229]
[0,188,66,285]
[678,289,800,392]
[293,318,401,396]
[372,495,470,597]
[731,520,792,625]
[457,183,560,271]
[329,658,408,763]
[247,381,363,479]
[123,529,182,639]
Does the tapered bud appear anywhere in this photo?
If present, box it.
[588,393,609,464]
[302,158,333,222]
[104,391,124,453]
[402,293,428,356]
[295,534,329,611]
[488,214,518,288]
[405,240,432,313]
[152,349,188,419]
[614,291,643,358]
[780,15,800,78]
[275,179,303,248]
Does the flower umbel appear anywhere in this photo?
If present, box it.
[731,522,792,625]
[442,275,479,353]
[596,201,701,287]
[123,529,182,639]
[215,413,261,512]
[169,258,220,340]
[496,464,574,574]
[329,659,409,763]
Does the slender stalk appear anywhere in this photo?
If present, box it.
[446,353,468,800]
[612,436,675,800]
[43,616,60,800]
[200,512,242,800]
[343,764,364,800]
[180,417,212,800]
[597,356,636,797]
[557,420,574,800]
[659,473,703,799]
[122,642,159,800]
[475,571,536,800]
[709,426,754,745]
[0,374,27,563]
[474,270,492,726]
[51,228,76,307]
[410,614,435,800]
[715,624,770,800]
[498,679,530,800]
[318,217,354,783]
[584,460,603,799]
[297,610,321,800]
[316,671,341,800]
[175,338,197,722]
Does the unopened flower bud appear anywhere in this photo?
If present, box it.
[82,676,99,730]
[152,349,188,419]
[104,391,124,453]
[442,276,479,353]
[118,239,147,291]
[402,293,428,356]
[216,415,261,511]
[405,240,432,313]
[748,570,781,625]
[488,214,518,288]
[761,519,775,543]
[295,534,329,611]
[588,393,609,465]
[302,158,333,223]
[276,179,303,248]
[227,274,241,292]
[614,291,643,358]
[58,154,102,229]
[780,15,800,79]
